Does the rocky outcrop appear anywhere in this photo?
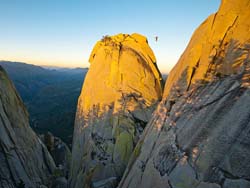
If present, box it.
[70,33,163,188]
[0,66,56,188]
[119,1,250,188]
[40,132,71,178]
[163,0,250,98]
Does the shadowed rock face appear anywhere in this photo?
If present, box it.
[40,132,72,178]
[0,66,56,188]
[70,33,163,188]
[119,1,250,188]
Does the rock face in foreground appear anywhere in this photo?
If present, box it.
[119,1,250,188]
[70,33,163,188]
[0,66,56,188]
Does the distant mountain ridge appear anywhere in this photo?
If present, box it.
[0,61,87,145]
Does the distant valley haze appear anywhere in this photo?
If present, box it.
[0,60,87,145]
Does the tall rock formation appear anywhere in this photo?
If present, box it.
[119,1,250,188]
[0,66,56,188]
[70,33,163,188]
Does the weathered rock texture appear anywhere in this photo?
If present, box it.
[40,132,72,178]
[0,66,56,188]
[119,1,250,188]
[70,33,163,188]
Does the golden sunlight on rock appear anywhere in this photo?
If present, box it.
[164,0,250,99]
[70,33,163,188]
[80,33,162,114]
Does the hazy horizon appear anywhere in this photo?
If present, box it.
[0,0,220,73]
[0,60,88,69]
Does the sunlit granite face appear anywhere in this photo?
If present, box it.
[78,33,162,114]
[164,0,250,99]
[70,33,163,188]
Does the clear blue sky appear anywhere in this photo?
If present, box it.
[0,0,220,73]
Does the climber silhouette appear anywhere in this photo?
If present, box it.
[155,36,158,42]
